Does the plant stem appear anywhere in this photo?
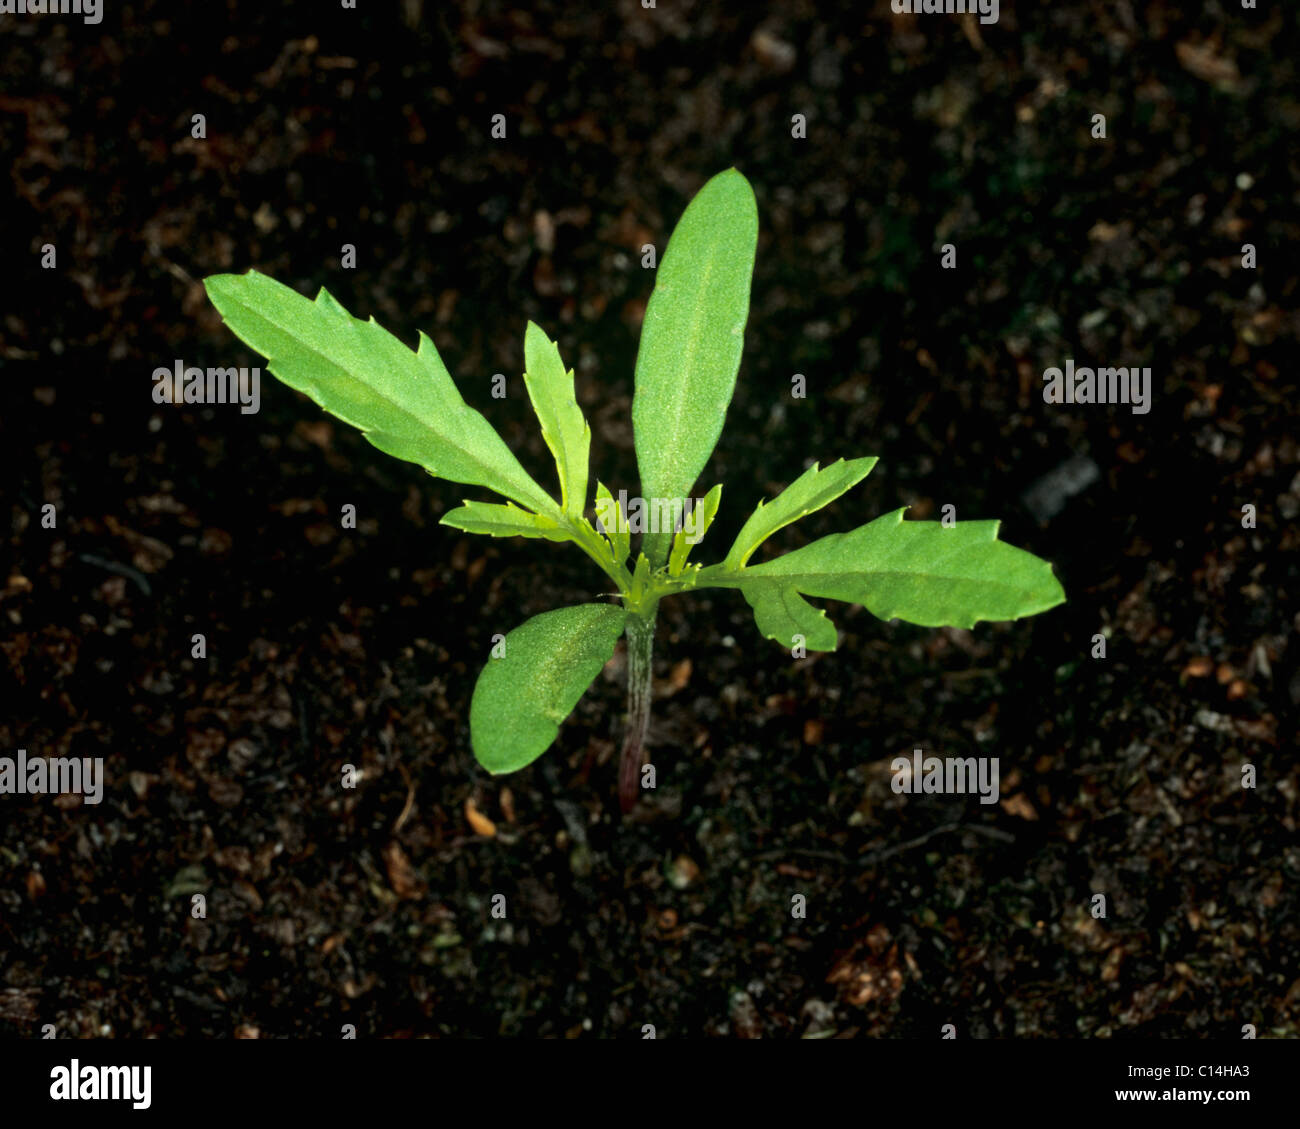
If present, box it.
[618,610,657,813]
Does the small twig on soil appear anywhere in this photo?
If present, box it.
[754,822,1016,868]
[392,762,416,834]
[856,821,1015,865]
[754,848,850,863]
[77,552,152,595]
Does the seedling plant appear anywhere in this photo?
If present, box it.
[204,169,1065,813]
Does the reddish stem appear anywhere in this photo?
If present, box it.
[618,612,656,813]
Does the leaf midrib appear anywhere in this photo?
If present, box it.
[654,248,719,497]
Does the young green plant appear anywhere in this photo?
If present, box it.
[203,168,1065,814]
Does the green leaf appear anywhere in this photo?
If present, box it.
[632,169,758,568]
[594,481,630,568]
[523,321,591,519]
[440,499,571,542]
[470,604,628,774]
[723,458,878,570]
[707,507,1065,631]
[743,586,839,653]
[204,271,559,517]
[668,484,722,576]
[630,552,651,594]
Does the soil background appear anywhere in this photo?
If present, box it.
[2,0,1297,1039]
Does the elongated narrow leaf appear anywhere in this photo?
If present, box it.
[523,321,590,519]
[709,508,1064,631]
[470,604,627,774]
[440,499,570,541]
[633,169,758,568]
[594,481,630,567]
[204,271,559,517]
[723,457,878,570]
[743,585,838,652]
[668,484,722,576]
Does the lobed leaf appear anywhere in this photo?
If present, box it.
[470,604,628,774]
[523,321,591,519]
[743,586,838,653]
[711,507,1064,632]
[632,169,758,568]
[668,484,722,576]
[723,457,878,570]
[440,499,570,541]
[594,481,631,568]
[204,271,559,517]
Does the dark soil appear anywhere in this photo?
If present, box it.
[2,1,1297,1038]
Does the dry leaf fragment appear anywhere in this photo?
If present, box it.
[382,841,422,898]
